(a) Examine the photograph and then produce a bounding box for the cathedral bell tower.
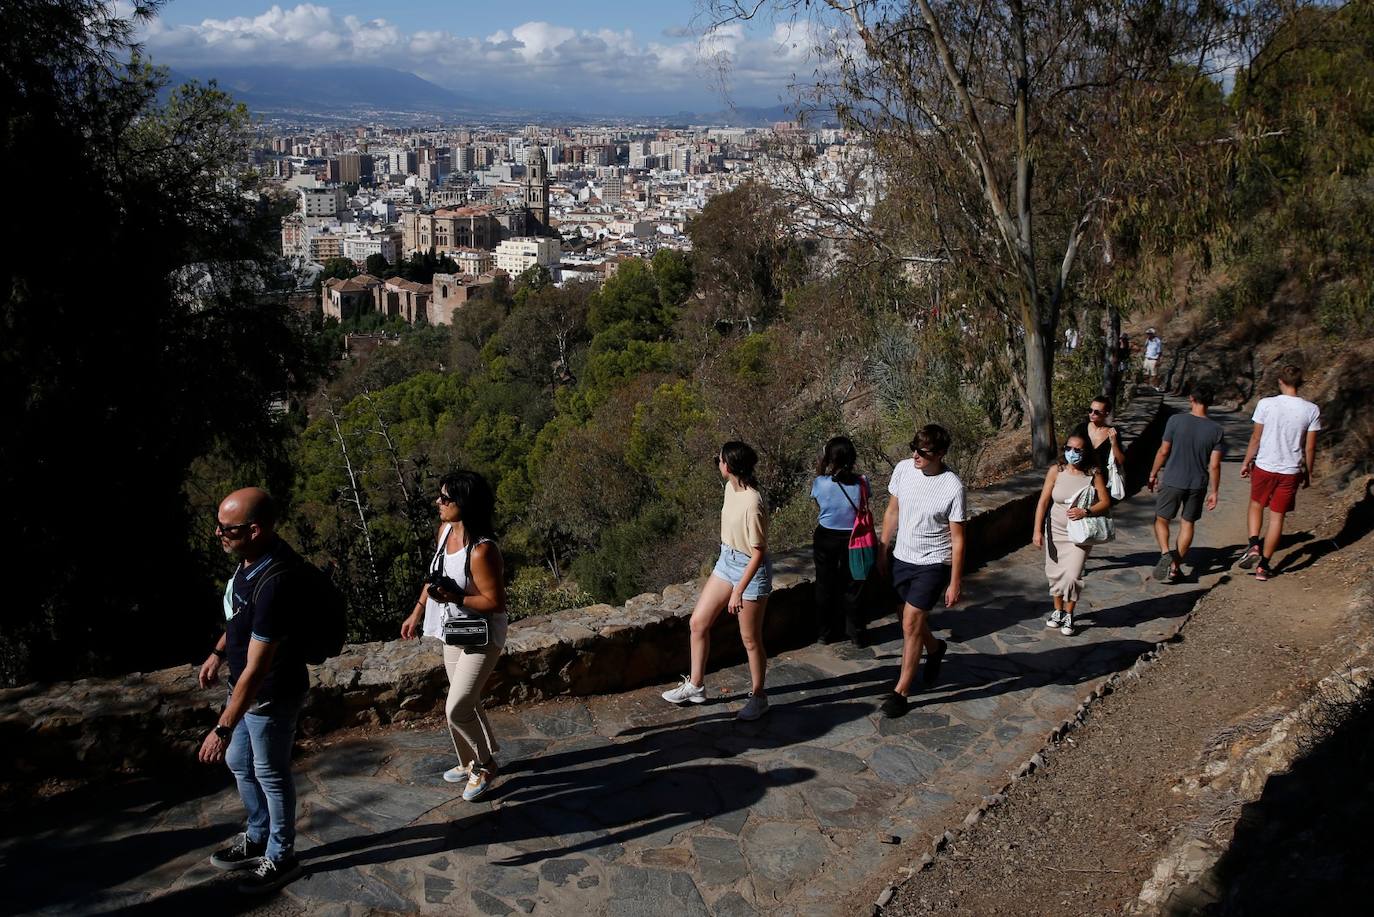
[524,143,550,236]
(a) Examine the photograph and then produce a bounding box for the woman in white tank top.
[401,471,508,801]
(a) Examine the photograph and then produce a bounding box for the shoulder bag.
[1066,483,1114,546]
[838,476,877,581]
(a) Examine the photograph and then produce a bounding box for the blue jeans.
[225,693,301,861]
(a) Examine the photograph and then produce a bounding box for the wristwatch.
[212,648,226,659]
[214,724,233,741]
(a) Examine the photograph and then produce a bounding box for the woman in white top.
[662,441,772,721]
[401,471,508,801]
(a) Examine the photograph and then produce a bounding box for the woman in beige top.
[1033,431,1112,636]
[662,441,772,720]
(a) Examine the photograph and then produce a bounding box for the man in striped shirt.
[876,424,968,719]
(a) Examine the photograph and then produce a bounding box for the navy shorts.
[891,559,951,611]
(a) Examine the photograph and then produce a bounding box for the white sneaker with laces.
[737,692,770,721]
[1046,610,1064,628]
[443,764,470,784]
[1060,614,1075,636]
[462,767,493,802]
[662,677,706,704]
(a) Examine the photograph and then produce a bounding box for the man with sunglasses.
[196,487,307,894]
[876,424,967,718]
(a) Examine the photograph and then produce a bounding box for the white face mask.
[1064,448,1084,465]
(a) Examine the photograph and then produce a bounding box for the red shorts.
[1250,466,1300,513]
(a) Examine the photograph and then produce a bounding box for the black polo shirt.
[225,541,309,703]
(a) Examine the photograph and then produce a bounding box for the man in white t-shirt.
[1239,364,1321,581]
[876,424,967,719]
[1143,329,1163,388]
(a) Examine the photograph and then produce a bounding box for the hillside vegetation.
[2,0,1371,683]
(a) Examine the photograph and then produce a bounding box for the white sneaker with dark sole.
[662,677,706,704]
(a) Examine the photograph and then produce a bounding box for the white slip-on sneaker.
[662,677,706,704]
[736,692,770,721]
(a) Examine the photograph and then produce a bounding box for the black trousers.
[812,526,867,640]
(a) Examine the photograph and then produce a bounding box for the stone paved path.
[3,401,1256,917]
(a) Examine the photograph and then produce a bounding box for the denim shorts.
[711,544,773,599]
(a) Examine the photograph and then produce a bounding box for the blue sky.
[133,1,826,114]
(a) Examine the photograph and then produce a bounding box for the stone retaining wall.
[0,396,1170,781]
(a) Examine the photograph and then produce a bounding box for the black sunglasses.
[913,447,937,458]
[1088,408,1107,417]
[436,492,456,505]
[215,519,253,535]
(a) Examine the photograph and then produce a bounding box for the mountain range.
[161,64,820,126]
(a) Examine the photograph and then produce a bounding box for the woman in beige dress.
[1032,431,1112,635]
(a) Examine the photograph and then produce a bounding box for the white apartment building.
[494,236,561,275]
[342,230,402,265]
[301,186,346,222]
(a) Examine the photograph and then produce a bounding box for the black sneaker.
[236,854,302,894]
[209,833,266,871]
[921,639,948,686]
[851,630,871,649]
[880,691,909,719]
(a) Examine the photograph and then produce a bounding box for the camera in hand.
[426,568,463,600]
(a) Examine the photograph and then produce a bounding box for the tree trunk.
[1102,302,1121,405]
[1023,319,1057,466]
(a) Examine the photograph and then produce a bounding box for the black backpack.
[252,553,348,665]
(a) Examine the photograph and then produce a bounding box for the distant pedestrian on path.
[1148,385,1225,583]
[1143,329,1163,389]
[198,487,307,894]
[1033,432,1112,635]
[663,441,773,721]
[402,471,509,802]
[1238,364,1321,581]
[876,424,967,719]
[810,436,870,647]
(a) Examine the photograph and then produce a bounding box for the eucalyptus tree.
[709,0,1258,463]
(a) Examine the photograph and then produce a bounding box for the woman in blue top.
[811,436,869,646]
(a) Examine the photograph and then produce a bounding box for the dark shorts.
[891,559,951,611]
[1250,466,1300,513]
[1156,485,1206,523]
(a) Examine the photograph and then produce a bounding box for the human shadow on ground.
[289,701,862,874]
[1276,481,1374,575]
[0,773,240,914]
[4,822,240,914]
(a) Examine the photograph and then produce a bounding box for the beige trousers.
[441,614,507,769]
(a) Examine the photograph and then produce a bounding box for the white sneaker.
[1060,614,1075,636]
[462,767,493,802]
[1046,610,1064,628]
[737,692,770,721]
[662,677,706,704]
[443,764,470,784]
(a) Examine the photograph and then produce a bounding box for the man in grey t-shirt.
[1148,385,1225,582]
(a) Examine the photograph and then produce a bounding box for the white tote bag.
[1106,452,1126,501]
[1067,483,1114,546]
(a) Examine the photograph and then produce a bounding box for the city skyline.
[130,1,824,115]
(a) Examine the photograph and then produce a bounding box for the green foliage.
[364,253,390,276]
[506,567,594,621]
[569,502,682,605]
[320,257,358,282]
[0,0,318,684]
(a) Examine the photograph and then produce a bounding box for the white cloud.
[136,4,827,110]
